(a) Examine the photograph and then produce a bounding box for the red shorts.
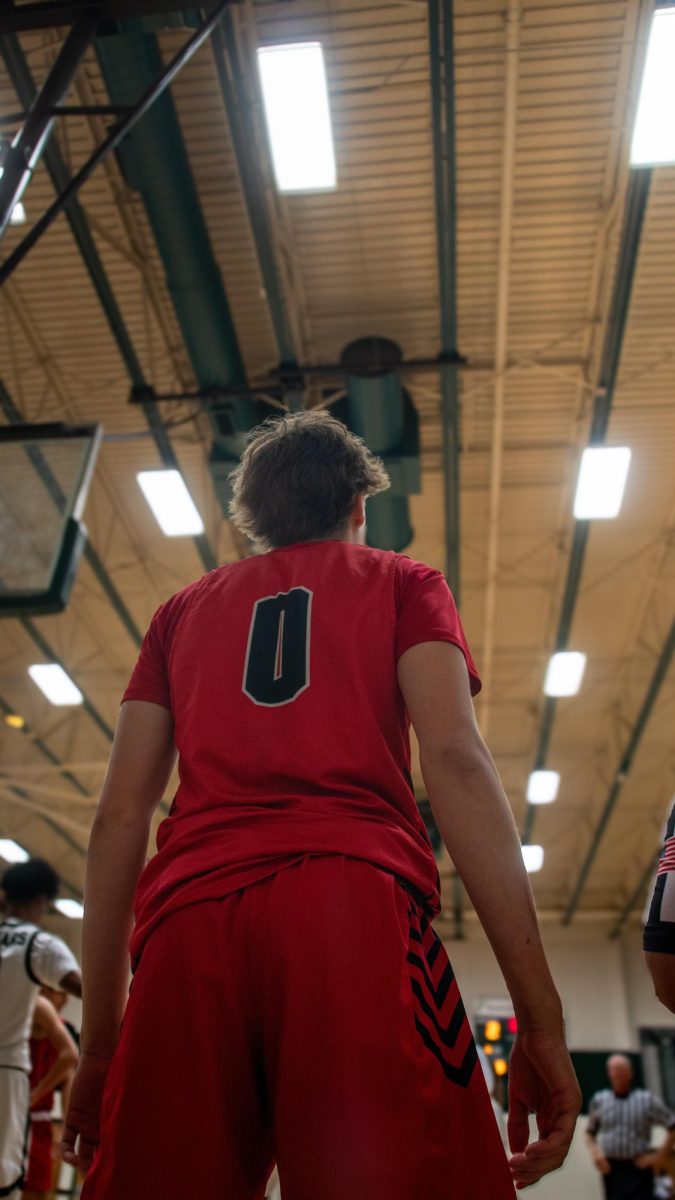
[24,1119,53,1192]
[83,857,514,1199]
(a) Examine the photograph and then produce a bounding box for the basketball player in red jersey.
[63,412,580,1197]
[23,992,78,1200]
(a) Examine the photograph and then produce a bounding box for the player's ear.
[352,495,366,529]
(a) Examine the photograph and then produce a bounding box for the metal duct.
[95,20,261,495]
[340,338,420,553]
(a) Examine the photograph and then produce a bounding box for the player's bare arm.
[398,641,581,1190]
[30,996,79,1108]
[62,700,175,1172]
[645,951,675,1013]
[58,969,82,998]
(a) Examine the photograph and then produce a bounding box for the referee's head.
[607,1054,633,1096]
[1,858,60,923]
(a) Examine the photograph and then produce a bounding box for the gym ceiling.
[0,0,673,938]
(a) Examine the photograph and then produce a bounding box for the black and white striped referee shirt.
[587,1089,675,1159]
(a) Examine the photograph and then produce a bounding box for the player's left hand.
[61,1049,114,1174]
[507,1028,581,1190]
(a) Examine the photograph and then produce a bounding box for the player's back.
[128,540,479,960]
[173,541,407,810]
[0,918,41,1070]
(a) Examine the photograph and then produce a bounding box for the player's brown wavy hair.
[229,410,390,550]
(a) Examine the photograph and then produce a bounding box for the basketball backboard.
[0,422,101,616]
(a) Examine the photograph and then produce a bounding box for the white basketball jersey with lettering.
[0,918,78,1071]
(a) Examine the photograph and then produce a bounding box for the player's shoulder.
[338,545,442,591]
[160,571,215,612]
[33,925,66,946]
[30,927,72,960]
[152,565,235,631]
[393,552,443,579]
[0,917,38,946]
[390,553,448,599]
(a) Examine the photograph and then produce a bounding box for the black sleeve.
[644,803,675,955]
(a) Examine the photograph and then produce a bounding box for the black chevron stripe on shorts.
[406,906,477,1088]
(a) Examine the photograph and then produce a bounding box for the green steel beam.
[212,17,297,369]
[521,169,652,851]
[429,0,463,936]
[429,0,461,603]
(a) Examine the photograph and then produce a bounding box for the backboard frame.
[0,421,102,617]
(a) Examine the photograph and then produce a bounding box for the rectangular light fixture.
[4,713,25,730]
[28,664,83,707]
[631,6,675,167]
[544,651,587,697]
[0,169,27,225]
[573,446,631,520]
[0,839,29,863]
[527,770,560,805]
[54,898,84,919]
[522,844,544,874]
[257,42,337,193]
[137,469,204,537]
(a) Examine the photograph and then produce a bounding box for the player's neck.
[4,901,44,923]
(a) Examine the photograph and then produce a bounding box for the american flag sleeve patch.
[658,836,675,876]
[644,803,675,953]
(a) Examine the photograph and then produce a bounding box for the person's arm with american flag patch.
[644,802,675,1012]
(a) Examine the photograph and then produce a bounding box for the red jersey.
[123,541,480,963]
[29,1035,58,1114]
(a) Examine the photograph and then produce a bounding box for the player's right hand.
[506,1028,582,1190]
[61,1049,114,1174]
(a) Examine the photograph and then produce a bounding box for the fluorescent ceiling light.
[0,839,29,863]
[522,844,544,873]
[4,713,25,730]
[631,7,675,167]
[137,470,204,537]
[28,664,83,707]
[0,169,26,224]
[544,651,587,698]
[573,446,631,519]
[258,42,337,193]
[527,770,560,805]
[54,898,84,919]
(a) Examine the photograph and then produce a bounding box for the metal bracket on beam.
[0,2,240,34]
[0,8,99,238]
[128,354,470,407]
[0,105,132,127]
[0,0,234,285]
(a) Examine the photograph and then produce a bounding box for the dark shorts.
[604,1159,654,1200]
[82,857,514,1200]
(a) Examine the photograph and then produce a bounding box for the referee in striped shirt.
[586,1055,675,1199]
[645,803,675,1012]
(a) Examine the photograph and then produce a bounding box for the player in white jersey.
[0,860,81,1197]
